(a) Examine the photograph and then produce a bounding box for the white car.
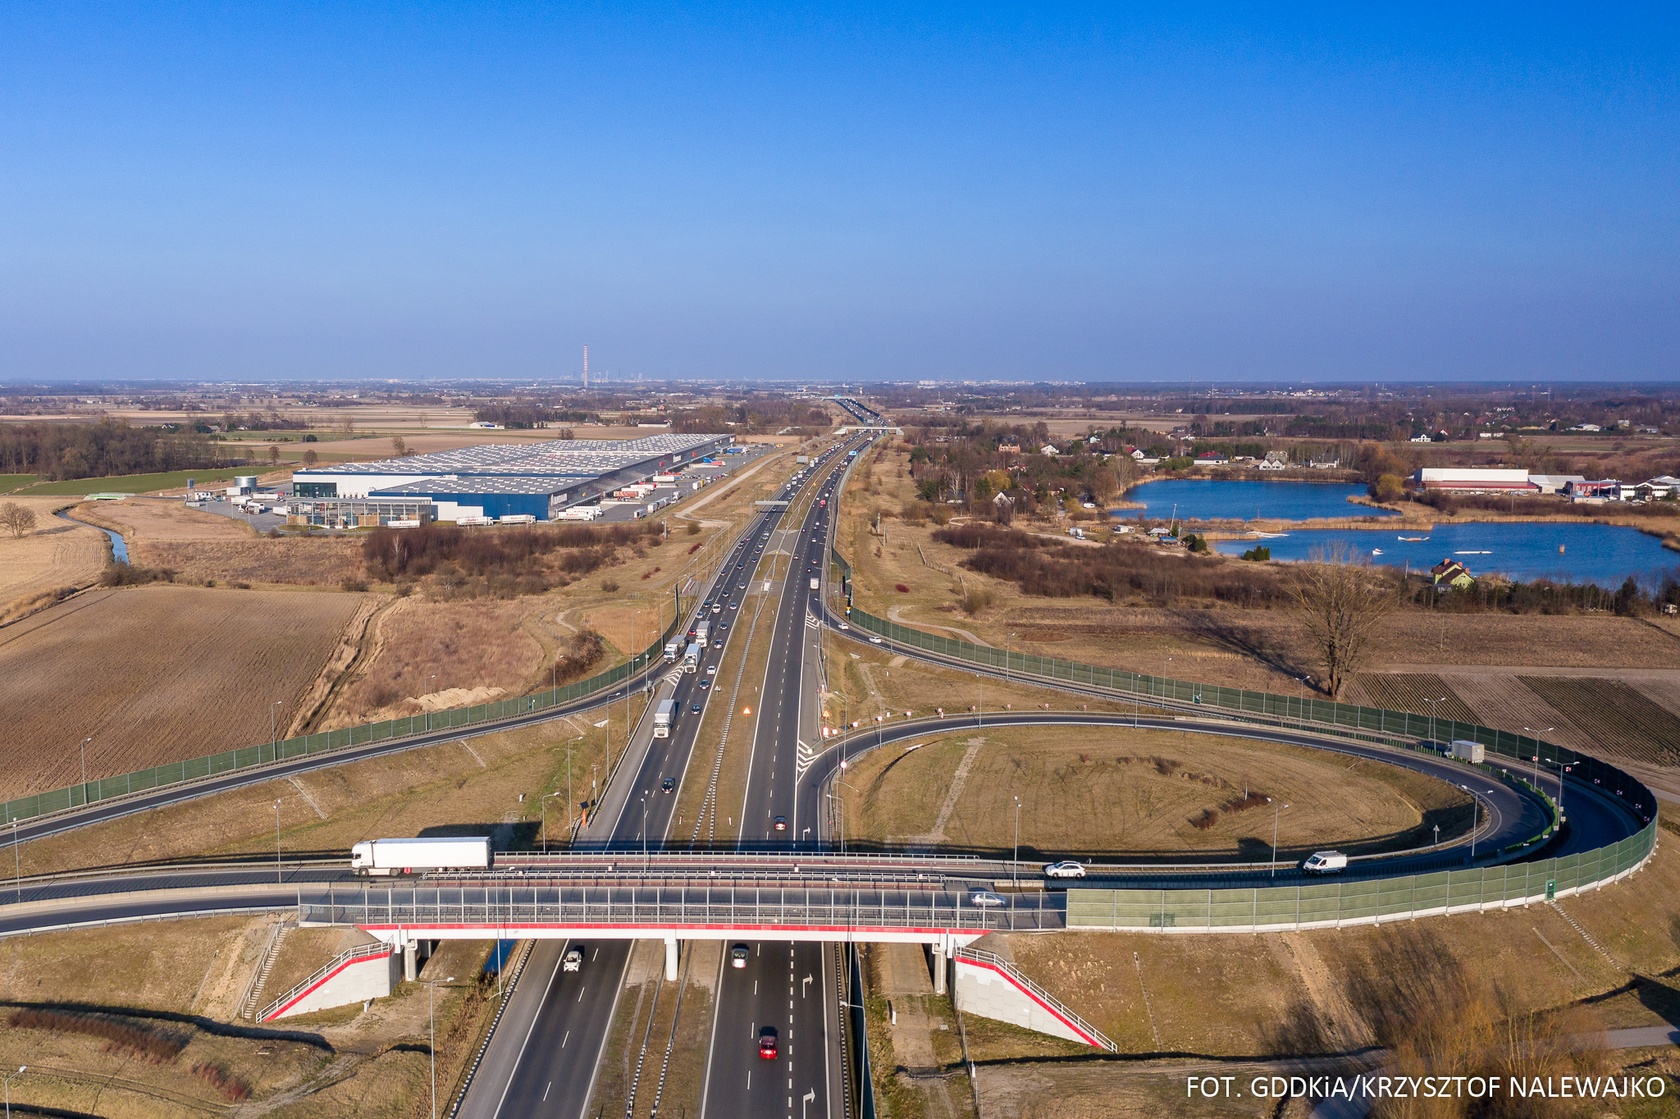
[869,636,883,645]
[1043,861,1086,879]
[839,623,849,631]
[563,946,584,972]
[707,663,719,675]
[1302,851,1348,874]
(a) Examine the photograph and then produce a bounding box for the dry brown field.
[842,726,1471,860]
[75,496,364,586]
[0,915,499,1119]
[13,700,636,876]
[0,495,109,622]
[0,584,363,796]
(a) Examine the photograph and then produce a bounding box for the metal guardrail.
[0,614,685,830]
[953,946,1117,1052]
[259,940,393,1021]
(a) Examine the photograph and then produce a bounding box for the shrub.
[99,562,175,586]
[193,1062,253,1102]
[686,521,701,535]
[960,587,994,615]
[8,1007,186,1062]
[600,578,619,593]
[1240,545,1271,562]
[340,576,369,592]
[894,583,910,593]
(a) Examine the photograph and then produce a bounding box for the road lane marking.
[542,1081,551,1101]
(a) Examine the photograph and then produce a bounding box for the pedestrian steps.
[240,919,294,1020]
[1547,900,1620,970]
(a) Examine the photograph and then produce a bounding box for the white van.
[1301,851,1348,874]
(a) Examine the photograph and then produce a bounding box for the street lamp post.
[1270,801,1290,876]
[1523,727,1554,789]
[427,674,436,731]
[79,736,92,801]
[270,701,282,751]
[274,799,283,884]
[1426,696,1446,745]
[9,820,18,903]
[4,1066,26,1119]
[1012,797,1021,890]
[541,792,566,854]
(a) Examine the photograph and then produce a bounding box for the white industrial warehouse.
[287,433,735,526]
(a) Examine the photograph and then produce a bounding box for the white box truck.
[1448,739,1486,764]
[664,640,681,663]
[684,642,702,672]
[809,577,819,591]
[350,836,491,876]
[653,699,678,738]
[694,621,710,645]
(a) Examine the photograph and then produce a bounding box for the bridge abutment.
[664,934,679,981]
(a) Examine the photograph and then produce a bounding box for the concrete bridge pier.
[930,940,947,995]
[664,935,679,982]
[403,940,418,981]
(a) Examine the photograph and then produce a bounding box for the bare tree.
[0,501,36,539]
[390,435,408,457]
[1290,543,1398,698]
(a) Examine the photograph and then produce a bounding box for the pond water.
[1118,479,1396,522]
[1213,521,1679,588]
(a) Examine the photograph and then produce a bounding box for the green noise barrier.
[828,547,1659,927]
[1,614,683,830]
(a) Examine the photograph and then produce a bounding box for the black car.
[661,777,675,794]
[773,815,787,831]
[691,702,703,714]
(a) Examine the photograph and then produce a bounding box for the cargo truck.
[809,577,819,591]
[684,642,702,672]
[1448,739,1486,764]
[694,621,710,645]
[664,640,681,663]
[653,699,678,738]
[350,836,491,876]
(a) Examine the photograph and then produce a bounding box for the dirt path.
[921,739,984,843]
[291,596,387,735]
[887,604,992,646]
[1379,664,1680,681]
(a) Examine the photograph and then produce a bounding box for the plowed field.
[1518,676,1680,767]
[0,585,363,796]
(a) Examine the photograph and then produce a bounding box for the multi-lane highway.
[460,435,866,1118]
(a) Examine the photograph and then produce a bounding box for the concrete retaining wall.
[265,945,399,1020]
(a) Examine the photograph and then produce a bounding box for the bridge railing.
[259,941,392,1022]
[953,946,1117,1052]
[300,884,1061,934]
[0,614,684,831]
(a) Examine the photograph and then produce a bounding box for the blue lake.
[1213,522,1679,588]
[1118,479,1396,522]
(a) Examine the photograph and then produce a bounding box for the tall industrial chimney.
[582,344,589,389]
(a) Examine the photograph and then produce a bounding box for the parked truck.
[684,642,702,672]
[1448,739,1486,764]
[350,836,491,876]
[664,640,682,663]
[653,699,678,739]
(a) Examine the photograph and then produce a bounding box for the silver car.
[968,890,1006,908]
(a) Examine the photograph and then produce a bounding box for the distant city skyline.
[1,4,1676,382]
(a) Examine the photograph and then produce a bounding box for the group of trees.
[0,419,235,481]
[361,519,663,597]
[472,403,592,429]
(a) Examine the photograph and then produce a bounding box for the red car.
[759,1033,779,1060]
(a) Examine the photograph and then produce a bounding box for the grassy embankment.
[841,725,1472,861]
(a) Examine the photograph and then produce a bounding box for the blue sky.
[1,3,1676,382]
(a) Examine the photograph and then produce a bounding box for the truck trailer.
[684,642,702,672]
[350,836,491,876]
[1448,739,1486,764]
[694,621,710,645]
[653,699,678,738]
[664,640,682,663]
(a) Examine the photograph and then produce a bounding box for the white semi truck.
[694,621,710,645]
[653,699,678,739]
[664,640,681,663]
[350,836,491,876]
[684,642,702,672]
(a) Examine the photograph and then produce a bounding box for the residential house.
[1194,451,1230,466]
[1430,558,1475,590]
[1039,444,1060,456]
[1257,450,1289,471]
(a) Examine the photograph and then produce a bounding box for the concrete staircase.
[239,920,294,1020]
